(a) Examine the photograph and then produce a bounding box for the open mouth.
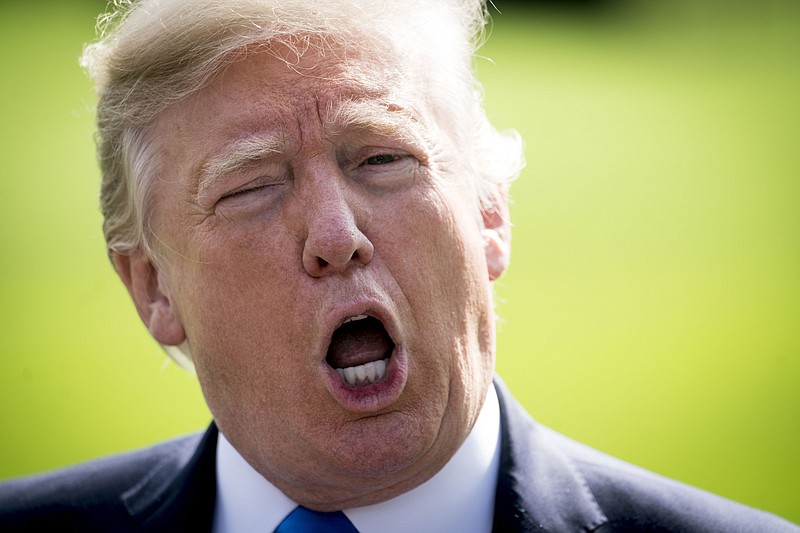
[326,315,395,387]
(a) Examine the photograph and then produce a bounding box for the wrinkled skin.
[115,42,510,510]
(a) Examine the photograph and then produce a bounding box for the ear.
[481,183,511,281]
[113,251,186,346]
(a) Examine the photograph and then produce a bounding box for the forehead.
[172,42,424,135]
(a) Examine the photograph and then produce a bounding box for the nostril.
[302,218,373,276]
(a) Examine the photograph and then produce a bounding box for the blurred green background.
[1,0,797,524]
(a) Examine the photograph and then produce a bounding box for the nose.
[301,185,374,277]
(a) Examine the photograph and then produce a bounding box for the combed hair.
[82,0,524,262]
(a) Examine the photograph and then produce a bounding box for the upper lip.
[320,297,400,364]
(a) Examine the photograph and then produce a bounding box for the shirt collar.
[213,385,501,533]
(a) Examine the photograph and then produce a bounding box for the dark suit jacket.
[1,380,797,532]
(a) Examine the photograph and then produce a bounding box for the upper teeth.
[342,314,368,324]
[335,358,389,386]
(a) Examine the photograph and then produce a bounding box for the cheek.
[380,186,486,302]
[374,184,491,380]
[178,246,318,438]
[170,225,306,360]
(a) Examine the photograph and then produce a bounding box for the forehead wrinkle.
[198,133,286,195]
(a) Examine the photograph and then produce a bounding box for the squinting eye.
[364,154,401,165]
[353,151,416,192]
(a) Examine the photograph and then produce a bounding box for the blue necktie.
[274,505,358,532]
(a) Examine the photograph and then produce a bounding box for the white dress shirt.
[213,385,501,533]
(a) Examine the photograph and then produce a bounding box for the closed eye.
[213,178,286,218]
[218,176,289,206]
[220,183,274,201]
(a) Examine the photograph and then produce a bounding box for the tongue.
[327,317,393,369]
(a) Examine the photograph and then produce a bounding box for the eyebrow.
[197,100,422,194]
[198,134,285,194]
[324,99,422,143]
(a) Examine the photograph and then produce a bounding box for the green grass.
[1,0,798,524]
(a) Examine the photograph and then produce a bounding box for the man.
[0,0,796,531]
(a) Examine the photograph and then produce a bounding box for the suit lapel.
[121,424,218,532]
[493,378,607,532]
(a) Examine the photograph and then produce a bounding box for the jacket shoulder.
[549,428,799,532]
[493,378,799,532]
[0,432,205,532]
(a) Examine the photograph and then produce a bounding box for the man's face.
[126,41,509,509]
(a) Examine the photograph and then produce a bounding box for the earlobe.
[112,251,186,346]
[481,184,511,281]
[483,228,510,281]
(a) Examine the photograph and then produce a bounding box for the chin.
[325,409,447,479]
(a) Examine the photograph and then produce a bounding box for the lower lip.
[323,346,407,413]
